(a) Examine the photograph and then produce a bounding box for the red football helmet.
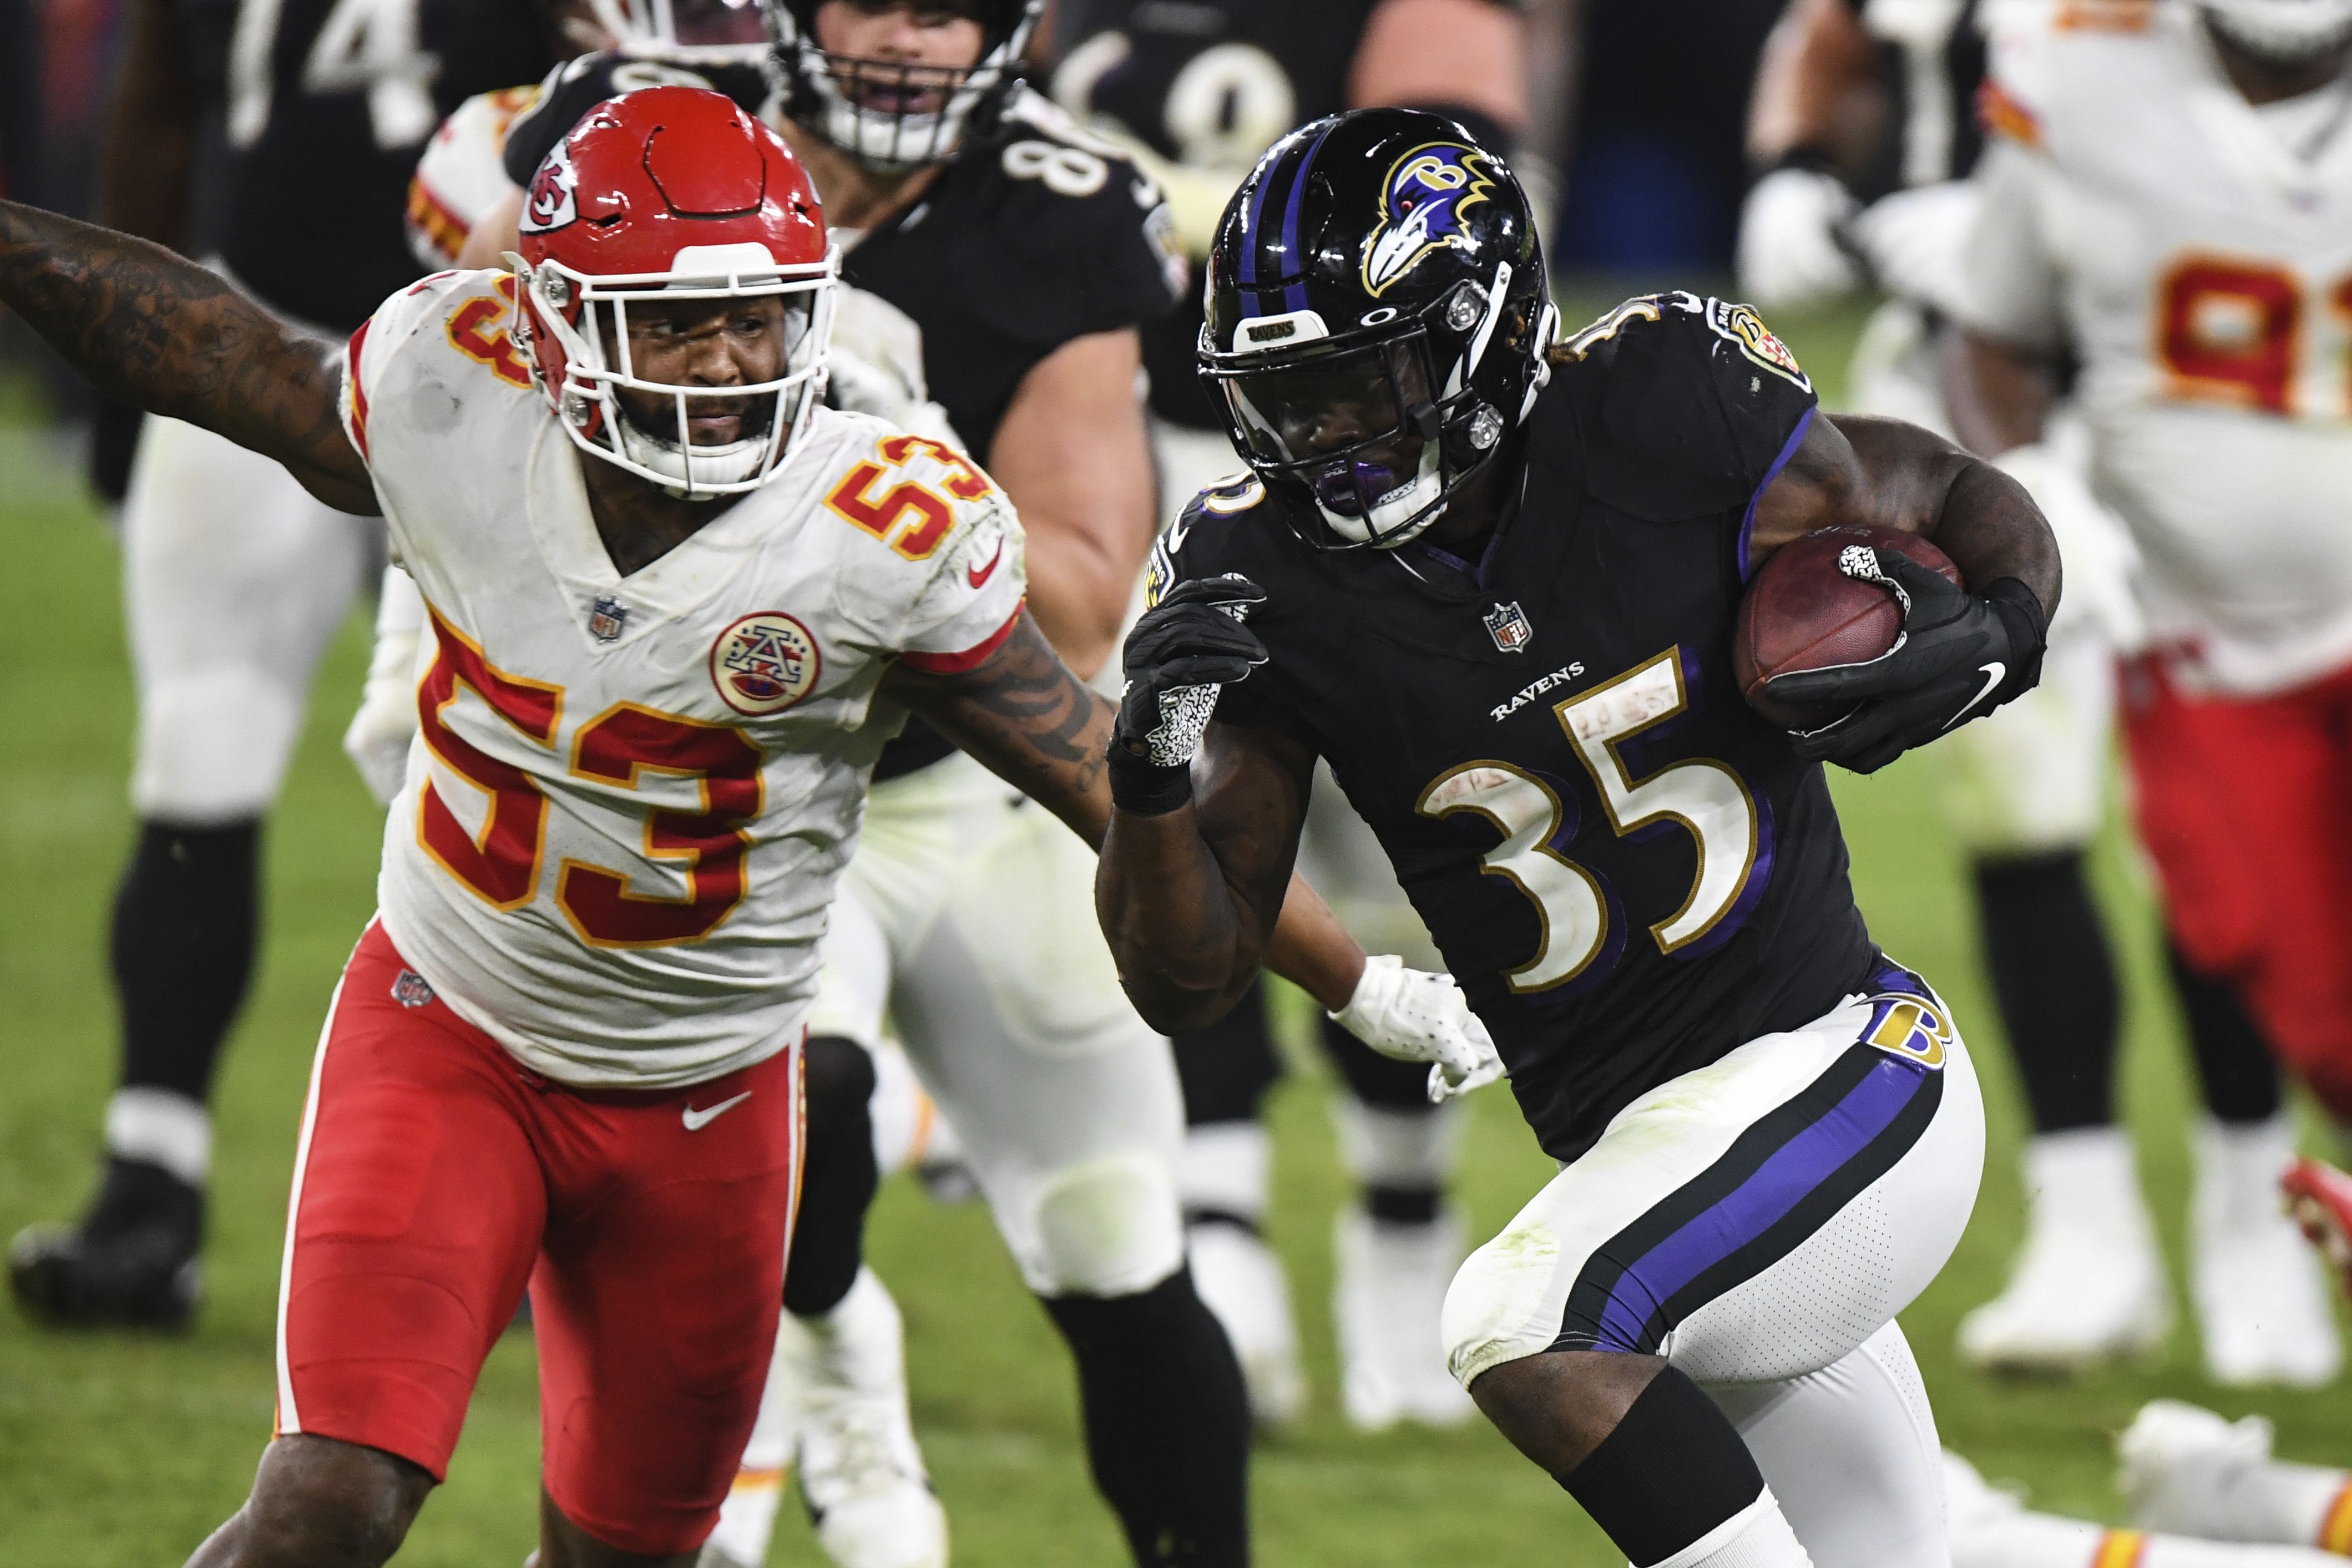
[512,85,837,497]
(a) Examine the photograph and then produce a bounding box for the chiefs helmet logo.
[521,140,580,235]
[709,612,821,716]
[1362,143,1495,297]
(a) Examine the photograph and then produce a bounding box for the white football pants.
[807,750,1187,1298]
[1443,967,1986,1568]
[123,414,380,822]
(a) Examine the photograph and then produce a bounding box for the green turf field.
[1,295,2347,1567]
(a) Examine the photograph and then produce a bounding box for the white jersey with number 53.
[1962,0,2352,694]
[342,269,1026,1088]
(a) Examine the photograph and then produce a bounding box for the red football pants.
[2123,656,2352,1120]
[274,922,802,1556]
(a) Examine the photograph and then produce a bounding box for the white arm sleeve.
[1956,140,2068,352]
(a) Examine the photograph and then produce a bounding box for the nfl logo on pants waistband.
[589,596,629,643]
[1484,601,1534,653]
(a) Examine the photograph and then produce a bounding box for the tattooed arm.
[885,612,1368,1023]
[0,200,377,515]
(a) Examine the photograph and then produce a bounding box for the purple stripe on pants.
[1595,1056,1931,1353]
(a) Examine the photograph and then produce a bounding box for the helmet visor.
[1219,337,1437,518]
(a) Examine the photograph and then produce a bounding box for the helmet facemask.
[519,240,839,498]
[1202,269,1548,550]
[762,0,1041,172]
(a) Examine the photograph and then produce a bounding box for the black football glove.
[1762,547,2047,776]
[1109,574,1268,815]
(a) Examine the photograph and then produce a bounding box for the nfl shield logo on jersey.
[589,595,629,643]
[392,969,435,1009]
[1483,600,1534,654]
[710,611,822,715]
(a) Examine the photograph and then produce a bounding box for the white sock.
[1647,1489,1813,1568]
[1179,1121,1272,1227]
[1332,1095,1461,1193]
[105,1088,211,1186]
[2221,1456,2352,1550]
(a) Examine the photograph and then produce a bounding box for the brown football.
[1733,524,1962,730]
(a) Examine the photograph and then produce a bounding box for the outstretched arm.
[880,612,1367,1025]
[0,201,377,514]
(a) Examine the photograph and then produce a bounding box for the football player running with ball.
[1097,109,2060,1568]
[0,88,1440,1568]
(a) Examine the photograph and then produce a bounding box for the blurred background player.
[1046,0,1534,1433]
[1733,0,2331,1385]
[1948,0,2352,1388]
[6,0,560,1331]
[380,5,1498,1565]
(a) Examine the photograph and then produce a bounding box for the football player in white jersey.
[1734,0,2314,1379]
[356,5,1499,1564]
[0,87,1485,1567]
[1950,0,2352,1388]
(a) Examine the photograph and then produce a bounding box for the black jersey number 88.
[1417,648,1759,993]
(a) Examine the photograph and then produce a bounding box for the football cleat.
[2282,1157,2352,1303]
[1333,1206,1475,1431]
[1186,1220,1307,1428]
[2193,1119,2341,1389]
[8,1156,203,1330]
[791,1268,947,1568]
[1957,1130,2170,1373]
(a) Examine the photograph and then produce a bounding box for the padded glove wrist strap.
[1107,740,1194,817]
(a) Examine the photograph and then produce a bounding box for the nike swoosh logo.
[1943,661,2005,731]
[967,538,1005,588]
[682,1090,753,1131]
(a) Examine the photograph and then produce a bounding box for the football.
[1733,524,1962,730]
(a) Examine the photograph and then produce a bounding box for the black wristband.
[1981,576,2049,701]
[1107,739,1195,817]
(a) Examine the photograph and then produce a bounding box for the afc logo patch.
[1859,992,1950,1069]
[710,611,821,716]
[520,140,579,235]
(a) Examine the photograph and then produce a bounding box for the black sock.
[110,820,261,1109]
[2167,940,2283,1125]
[1972,851,2121,1133]
[1317,1012,1437,1109]
[1041,1269,1250,1567]
[782,1035,879,1318]
[1363,1184,1442,1225]
[1557,1366,1764,1566]
[1172,977,1283,1126]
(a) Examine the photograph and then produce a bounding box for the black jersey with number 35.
[171,0,554,330]
[1150,296,1880,1160]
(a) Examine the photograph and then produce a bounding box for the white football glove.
[1329,955,1504,1104]
[1736,166,1862,311]
[343,564,426,809]
[1848,179,1979,321]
